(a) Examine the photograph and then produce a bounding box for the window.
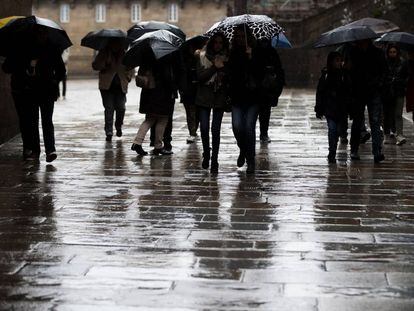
[96,4,106,23]
[60,4,70,23]
[168,3,178,22]
[131,3,141,23]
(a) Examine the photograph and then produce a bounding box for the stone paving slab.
[0,80,414,310]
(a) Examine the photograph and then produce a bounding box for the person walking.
[257,39,285,143]
[315,51,351,163]
[382,44,408,145]
[195,33,229,173]
[406,50,414,123]
[131,57,178,156]
[2,28,66,162]
[92,38,133,142]
[348,39,387,163]
[58,48,69,100]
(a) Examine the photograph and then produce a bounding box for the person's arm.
[54,52,67,82]
[196,54,219,83]
[92,50,109,71]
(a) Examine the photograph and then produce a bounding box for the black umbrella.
[180,35,208,50]
[206,14,283,41]
[81,29,127,50]
[127,20,186,42]
[375,32,414,49]
[346,17,399,34]
[123,30,183,68]
[0,15,72,56]
[313,26,379,48]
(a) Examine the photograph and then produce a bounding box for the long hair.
[206,32,229,57]
[386,43,401,59]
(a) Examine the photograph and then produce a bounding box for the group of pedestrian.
[92,25,284,174]
[315,39,413,164]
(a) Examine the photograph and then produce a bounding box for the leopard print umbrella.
[206,14,283,41]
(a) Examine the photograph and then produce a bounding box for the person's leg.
[394,96,406,145]
[39,97,56,155]
[12,93,34,156]
[133,115,156,146]
[259,104,271,142]
[198,106,211,168]
[154,116,169,151]
[163,111,174,150]
[114,91,126,137]
[245,104,260,172]
[210,109,224,172]
[327,118,338,162]
[100,90,115,139]
[367,95,384,160]
[30,96,41,156]
[232,105,246,167]
[184,102,198,138]
[62,75,67,98]
[338,115,348,142]
[350,104,364,158]
[360,111,371,143]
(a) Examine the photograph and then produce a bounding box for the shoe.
[327,153,336,164]
[153,148,173,155]
[210,160,219,173]
[350,152,360,160]
[374,154,385,163]
[25,151,40,161]
[384,134,392,144]
[164,143,172,152]
[396,135,406,146]
[340,137,348,144]
[186,135,196,144]
[116,129,122,137]
[131,143,148,156]
[106,135,112,142]
[360,132,371,144]
[237,152,246,168]
[150,141,155,147]
[23,149,33,160]
[46,152,57,163]
[202,152,210,169]
[390,133,396,138]
[246,161,255,174]
[260,135,271,143]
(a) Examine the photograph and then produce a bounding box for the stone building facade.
[0,1,33,144]
[33,0,230,76]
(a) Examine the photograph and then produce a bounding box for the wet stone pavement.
[1,79,414,310]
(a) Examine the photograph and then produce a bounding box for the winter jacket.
[315,68,351,122]
[406,59,414,113]
[383,57,408,100]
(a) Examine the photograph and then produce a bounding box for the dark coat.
[227,43,284,107]
[2,48,66,101]
[315,68,351,122]
[136,60,178,116]
[406,59,414,113]
[179,50,198,106]
[195,51,228,109]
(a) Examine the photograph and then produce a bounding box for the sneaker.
[106,135,112,142]
[186,135,196,144]
[237,152,246,168]
[350,152,360,160]
[46,152,57,163]
[374,154,385,163]
[260,135,271,143]
[153,148,173,155]
[396,135,406,146]
[131,143,148,156]
[340,137,348,144]
[116,129,122,137]
[360,132,371,144]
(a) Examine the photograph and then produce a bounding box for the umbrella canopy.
[313,25,379,48]
[375,32,414,49]
[180,35,208,50]
[0,15,72,56]
[81,29,127,50]
[127,20,186,42]
[271,32,292,48]
[206,14,283,41]
[123,29,183,68]
[346,17,399,34]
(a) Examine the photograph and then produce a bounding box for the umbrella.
[0,16,24,28]
[375,32,414,49]
[180,35,208,50]
[81,29,127,50]
[346,17,399,34]
[0,15,72,56]
[127,20,186,42]
[313,25,379,48]
[206,14,283,41]
[123,29,183,68]
[271,32,292,48]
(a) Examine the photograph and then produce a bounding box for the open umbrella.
[81,29,127,50]
[123,29,183,68]
[346,17,399,34]
[271,32,292,48]
[313,25,379,48]
[127,20,186,42]
[375,32,414,49]
[0,15,72,56]
[206,14,283,41]
[180,35,208,50]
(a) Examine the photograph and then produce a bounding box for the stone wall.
[0,1,32,144]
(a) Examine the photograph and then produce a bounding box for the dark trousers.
[150,106,174,148]
[32,96,56,154]
[351,95,383,156]
[12,92,34,153]
[327,118,340,156]
[184,102,199,136]
[232,104,259,163]
[100,89,126,136]
[259,104,271,138]
[58,75,67,98]
[198,106,224,160]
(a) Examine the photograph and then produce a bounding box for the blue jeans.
[351,95,383,156]
[232,104,259,162]
[327,118,339,156]
[198,106,224,159]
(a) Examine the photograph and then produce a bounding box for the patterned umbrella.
[81,29,127,50]
[206,14,283,41]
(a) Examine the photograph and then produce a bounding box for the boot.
[202,151,210,169]
[237,151,245,168]
[246,159,255,174]
[131,143,148,156]
[210,154,219,173]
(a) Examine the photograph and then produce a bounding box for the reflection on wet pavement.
[0,81,413,310]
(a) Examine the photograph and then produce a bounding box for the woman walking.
[195,33,229,173]
[92,38,133,142]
